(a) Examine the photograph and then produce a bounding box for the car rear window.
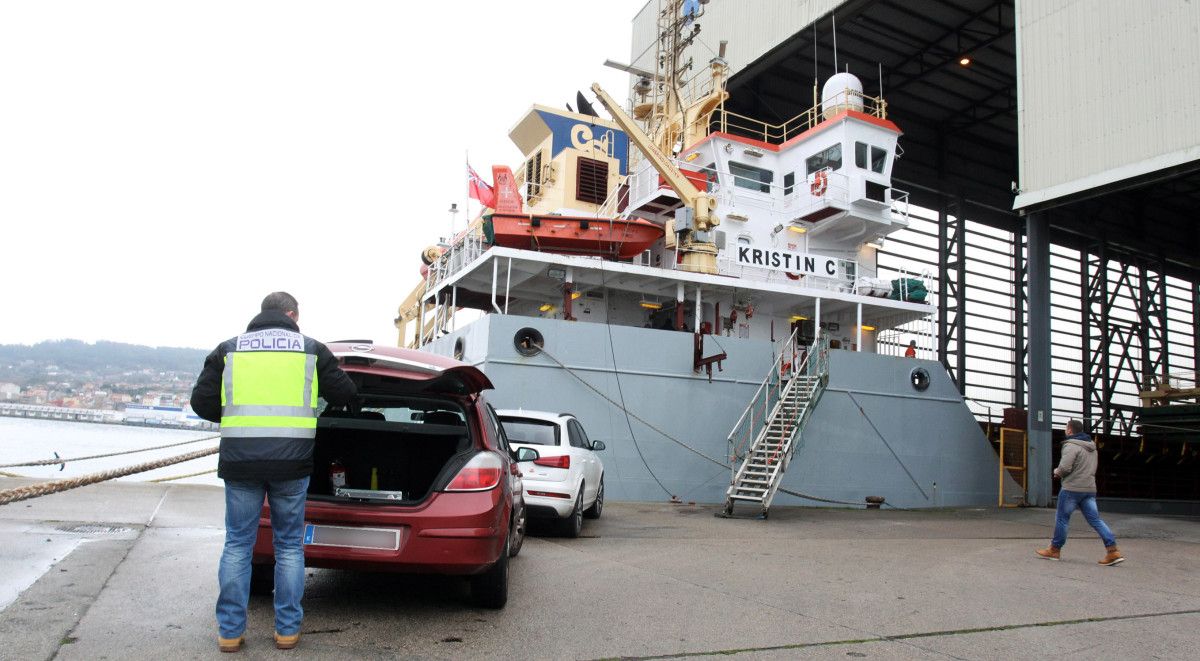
[500,418,559,446]
[318,395,465,426]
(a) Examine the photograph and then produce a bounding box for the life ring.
[785,272,802,280]
[810,171,828,197]
[780,361,792,378]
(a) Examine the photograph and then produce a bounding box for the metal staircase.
[723,330,828,517]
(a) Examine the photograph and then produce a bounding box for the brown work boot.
[1099,545,1125,566]
[274,631,301,650]
[217,635,244,653]
[1036,545,1061,560]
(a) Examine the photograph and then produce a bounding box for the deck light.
[787,225,807,234]
[571,291,582,300]
[639,299,663,310]
[539,303,555,313]
[959,56,971,66]
[790,315,808,322]
[861,325,876,331]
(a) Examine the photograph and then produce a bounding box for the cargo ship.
[396,1,1018,514]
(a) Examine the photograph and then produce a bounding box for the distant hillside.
[0,340,208,375]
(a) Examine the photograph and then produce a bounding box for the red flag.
[467,164,496,208]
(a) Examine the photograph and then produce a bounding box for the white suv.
[496,410,605,537]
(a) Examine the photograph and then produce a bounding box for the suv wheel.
[509,503,526,558]
[470,533,509,609]
[583,475,604,519]
[560,488,584,538]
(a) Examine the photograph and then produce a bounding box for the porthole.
[910,367,930,392]
[513,327,544,357]
[453,337,465,361]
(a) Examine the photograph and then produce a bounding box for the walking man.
[191,292,357,652]
[1036,419,1125,566]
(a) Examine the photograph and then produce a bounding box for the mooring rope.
[0,434,219,468]
[0,445,218,506]
[149,467,218,483]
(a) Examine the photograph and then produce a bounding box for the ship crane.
[590,82,721,275]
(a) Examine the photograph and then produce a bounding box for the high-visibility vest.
[220,328,318,441]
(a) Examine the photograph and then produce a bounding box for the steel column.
[1025,211,1053,506]
[1014,224,1027,410]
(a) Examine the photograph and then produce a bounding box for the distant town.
[0,339,210,427]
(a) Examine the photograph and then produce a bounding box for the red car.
[250,343,535,608]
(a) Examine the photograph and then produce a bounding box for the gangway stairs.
[723,331,827,518]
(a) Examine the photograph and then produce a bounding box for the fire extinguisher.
[329,459,346,492]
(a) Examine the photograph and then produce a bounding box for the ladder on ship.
[723,330,828,518]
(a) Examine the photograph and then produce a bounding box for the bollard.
[865,495,885,509]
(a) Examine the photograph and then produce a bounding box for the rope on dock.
[149,467,218,483]
[0,434,219,468]
[0,445,218,506]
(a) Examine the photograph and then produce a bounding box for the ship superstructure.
[396,1,1015,514]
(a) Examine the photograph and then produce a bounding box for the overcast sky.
[0,1,649,350]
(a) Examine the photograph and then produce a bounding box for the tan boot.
[217,635,244,653]
[1099,545,1124,566]
[274,631,301,650]
[1036,545,1061,560]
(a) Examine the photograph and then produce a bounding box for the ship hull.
[421,315,1016,509]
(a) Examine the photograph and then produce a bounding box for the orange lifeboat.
[488,213,663,260]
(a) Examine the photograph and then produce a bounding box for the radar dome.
[821,72,864,120]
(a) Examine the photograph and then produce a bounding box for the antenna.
[832,14,838,74]
[878,62,883,98]
[812,22,818,83]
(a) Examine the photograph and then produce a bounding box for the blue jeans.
[216,476,309,638]
[1052,489,1116,548]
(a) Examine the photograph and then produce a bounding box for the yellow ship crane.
[590,82,720,275]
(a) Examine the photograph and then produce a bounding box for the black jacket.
[190,310,357,480]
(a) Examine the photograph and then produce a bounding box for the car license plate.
[303,524,399,550]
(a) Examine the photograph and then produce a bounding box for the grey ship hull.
[425,314,1016,509]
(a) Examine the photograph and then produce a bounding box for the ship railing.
[713,88,887,145]
[425,230,487,292]
[597,173,632,219]
[890,187,911,225]
[725,329,827,478]
[789,167,851,219]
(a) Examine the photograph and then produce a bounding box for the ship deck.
[425,245,931,331]
[3,477,1197,659]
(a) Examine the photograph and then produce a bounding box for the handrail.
[713,88,887,146]
[725,329,829,480]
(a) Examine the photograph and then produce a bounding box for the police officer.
[191,292,356,652]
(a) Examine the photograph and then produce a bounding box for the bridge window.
[783,171,795,195]
[871,146,888,173]
[729,161,772,193]
[855,141,868,169]
[806,144,842,175]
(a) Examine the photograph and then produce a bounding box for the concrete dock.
[0,476,1197,660]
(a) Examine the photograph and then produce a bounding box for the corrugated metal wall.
[1017,0,1200,205]
[630,0,845,78]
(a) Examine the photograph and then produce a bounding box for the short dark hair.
[1066,419,1084,434]
[262,291,299,314]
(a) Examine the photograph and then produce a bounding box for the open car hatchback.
[250,343,535,608]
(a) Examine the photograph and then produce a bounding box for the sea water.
[0,417,221,487]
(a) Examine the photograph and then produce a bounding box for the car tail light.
[533,454,570,469]
[445,452,504,491]
[528,490,572,499]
